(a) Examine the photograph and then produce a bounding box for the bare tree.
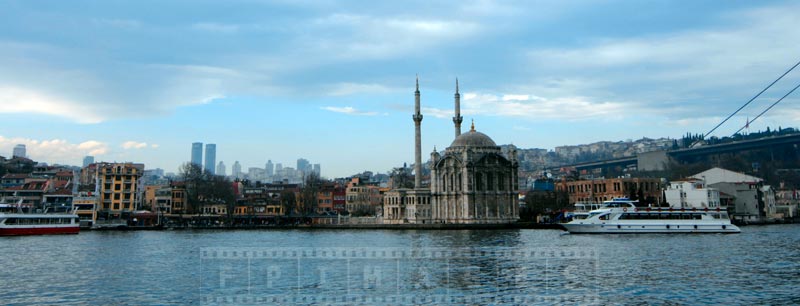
[301,172,323,215]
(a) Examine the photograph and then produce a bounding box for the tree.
[280,190,296,216]
[179,163,204,214]
[301,172,323,215]
[389,166,414,189]
[178,162,236,221]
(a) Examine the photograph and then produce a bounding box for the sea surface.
[1,225,799,305]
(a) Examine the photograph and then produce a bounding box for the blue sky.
[1,0,799,178]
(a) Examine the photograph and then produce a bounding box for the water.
[1,225,799,305]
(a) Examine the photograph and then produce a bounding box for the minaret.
[413,75,423,189]
[453,78,463,138]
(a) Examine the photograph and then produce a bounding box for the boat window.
[599,214,609,220]
[5,218,16,225]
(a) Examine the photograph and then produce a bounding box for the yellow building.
[72,192,98,227]
[96,162,144,219]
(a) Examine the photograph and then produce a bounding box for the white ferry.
[562,198,740,234]
[0,201,80,236]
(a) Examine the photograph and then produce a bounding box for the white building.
[664,179,722,209]
[690,167,778,223]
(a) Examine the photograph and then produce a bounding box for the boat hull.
[562,222,740,234]
[0,226,80,236]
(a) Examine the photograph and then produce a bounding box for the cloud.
[321,106,379,116]
[523,2,800,120]
[121,141,149,150]
[0,136,108,163]
[310,13,482,60]
[426,92,629,121]
[0,86,105,124]
[327,83,396,96]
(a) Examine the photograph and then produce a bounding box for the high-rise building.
[297,158,310,174]
[216,161,226,176]
[12,144,26,158]
[204,144,216,174]
[276,163,283,172]
[191,142,203,167]
[266,160,274,177]
[313,164,321,175]
[83,156,95,167]
[232,161,242,179]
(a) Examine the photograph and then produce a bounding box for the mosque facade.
[383,78,519,225]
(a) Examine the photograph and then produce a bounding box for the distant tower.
[12,144,26,158]
[266,160,274,177]
[297,158,310,175]
[204,144,216,174]
[191,142,203,167]
[232,161,242,179]
[453,78,463,138]
[413,75,423,189]
[313,164,321,175]
[83,156,94,167]
[216,161,226,176]
[276,163,283,172]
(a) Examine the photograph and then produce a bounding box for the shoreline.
[85,222,566,231]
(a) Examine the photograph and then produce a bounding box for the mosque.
[383,77,520,225]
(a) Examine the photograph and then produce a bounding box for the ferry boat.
[562,198,740,234]
[0,200,80,236]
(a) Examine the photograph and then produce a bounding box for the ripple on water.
[0,225,799,304]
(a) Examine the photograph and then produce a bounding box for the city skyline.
[1,1,799,177]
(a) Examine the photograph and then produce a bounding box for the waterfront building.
[690,167,779,223]
[556,177,663,205]
[346,177,381,215]
[216,161,226,177]
[191,142,203,167]
[318,184,335,212]
[96,162,145,220]
[774,182,798,219]
[333,186,346,212]
[72,192,98,227]
[83,156,94,168]
[384,78,519,224]
[12,144,26,158]
[204,144,216,175]
[664,178,722,209]
[232,161,242,179]
[429,123,520,224]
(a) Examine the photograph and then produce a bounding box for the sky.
[1,0,799,178]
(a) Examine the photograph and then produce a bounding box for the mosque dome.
[450,128,497,148]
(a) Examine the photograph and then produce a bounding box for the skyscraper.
[266,160,274,177]
[83,156,94,167]
[204,144,216,174]
[313,164,321,176]
[232,161,242,179]
[216,161,226,176]
[191,142,203,167]
[12,144,26,158]
[297,158,310,174]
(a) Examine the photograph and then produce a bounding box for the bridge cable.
[731,81,800,136]
[702,59,800,139]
